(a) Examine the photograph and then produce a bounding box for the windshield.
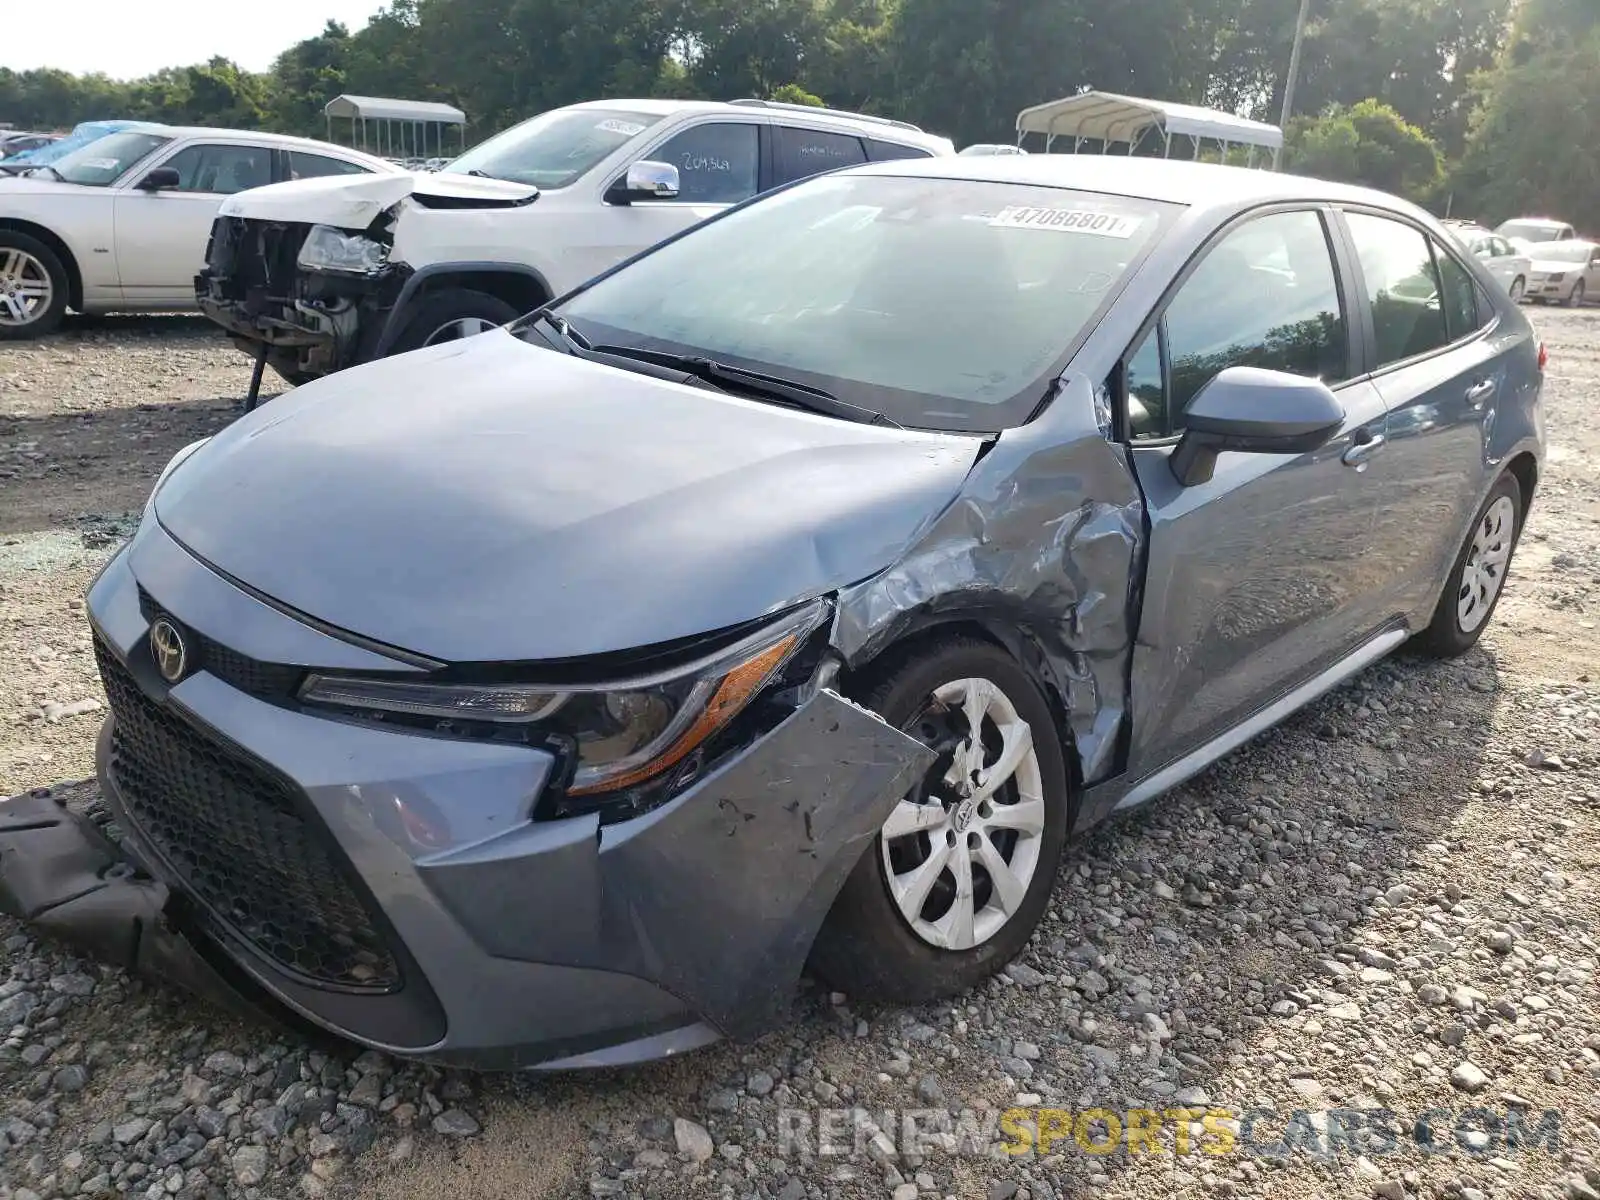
[1498,221,1566,243]
[1534,241,1595,264]
[547,174,1175,432]
[443,107,665,188]
[50,131,171,186]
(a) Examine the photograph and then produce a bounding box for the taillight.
[1538,341,1549,372]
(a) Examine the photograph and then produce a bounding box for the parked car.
[0,155,1543,1069]
[0,132,58,160]
[1522,238,1600,306]
[1446,223,1532,300]
[195,98,956,385]
[0,119,147,176]
[0,126,399,338]
[1495,216,1577,245]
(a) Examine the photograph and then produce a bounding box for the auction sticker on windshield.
[597,119,647,137]
[990,206,1144,238]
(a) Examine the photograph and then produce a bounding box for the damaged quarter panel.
[833,374,1144,792]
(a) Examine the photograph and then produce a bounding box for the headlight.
[300,600,828,797]
[297,225,390,276]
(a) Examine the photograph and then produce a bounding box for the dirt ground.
[1,308,1598,1200]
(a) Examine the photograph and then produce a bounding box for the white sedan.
[1447,224,1533,301]
[0,125,399,338]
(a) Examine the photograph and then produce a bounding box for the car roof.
[1500,217,1570,227]
[565,98,951,151]
[843,153,1436,219]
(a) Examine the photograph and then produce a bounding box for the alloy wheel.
[1457,495,1516,633]
[423,316,498,345]
[0,247,53,328]
[879,676,1046,951]
[1509,277,1525,302]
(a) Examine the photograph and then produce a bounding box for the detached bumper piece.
[0,782,277,1025]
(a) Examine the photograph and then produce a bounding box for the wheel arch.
[1506,450,1538,512]
[374,262,553,356]
[834,609,1086,802]
[0,218,83,311]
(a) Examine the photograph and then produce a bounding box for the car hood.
[0,176,94,201]
[1531,258,1587,274]
[153,332,981,663]
[217,170,539,227]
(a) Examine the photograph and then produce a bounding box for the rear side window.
[1345,212,1449,369]
[1434,239,1488,341]
[866,139,933,162]
[773,126,868,185]
[650,122,759,203]
[1130,208,1347,438]
[289,151,373,180]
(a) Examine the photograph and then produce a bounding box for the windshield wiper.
[590,344,901,428]
[526,309,592,354]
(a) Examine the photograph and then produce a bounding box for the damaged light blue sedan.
[0,154,1544,1070]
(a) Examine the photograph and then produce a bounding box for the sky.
[5,0,391,78]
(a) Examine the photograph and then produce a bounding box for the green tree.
[1286,98,1444,201]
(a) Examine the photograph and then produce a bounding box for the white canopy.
[1016,91,1283,154]
[324,95,466,125]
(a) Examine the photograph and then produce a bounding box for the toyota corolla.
[0,154,1542,1069]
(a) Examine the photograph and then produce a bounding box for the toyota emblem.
[149,618,189,684]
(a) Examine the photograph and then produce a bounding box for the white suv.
[0,126,397,338]
[196,98,953,385]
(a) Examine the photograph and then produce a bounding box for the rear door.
[770,125,869,186]
[113,140,275,302]
[1336,209,1506,623]
[1122,206,1392,774]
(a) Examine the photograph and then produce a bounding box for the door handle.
[1342,433,1386,470]
[1466,379,1497,408]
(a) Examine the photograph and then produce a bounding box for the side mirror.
[608,160,679,204]
[138,167,181,191]
[1170,366,1345,487]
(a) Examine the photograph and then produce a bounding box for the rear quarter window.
[866,139,934,162]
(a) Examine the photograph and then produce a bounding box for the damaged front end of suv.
[195,172,539,387]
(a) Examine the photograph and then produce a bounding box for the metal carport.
[1015,91,1285,169]
[324,94,468,161]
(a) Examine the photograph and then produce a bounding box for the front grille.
[95,638,400,991]
[136,590,302,700]
[204,216,311,301]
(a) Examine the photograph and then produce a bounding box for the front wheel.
[809,639,1071,1004]
[0,231,68,340]
[389,287,521,355]
[1509,276,1525,303]
[1567,279,1587,308]
[1415,473,1523,658]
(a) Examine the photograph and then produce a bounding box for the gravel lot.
[1,310,1599,1200]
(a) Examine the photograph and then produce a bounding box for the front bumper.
[1,519,930,1069]
[1527,276,1575,301]
[194,216,408,380]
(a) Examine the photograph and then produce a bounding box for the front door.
[113,141,275,302]
[1122,207,1392,775]
[561,120,763,289]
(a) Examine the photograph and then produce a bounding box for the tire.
[388,287,521,355]
[1509,276,1525,303]
[0,230,69,340]
[1567,279,1587,308]
[809,638,1071,1004]
[1415,472,1523,658]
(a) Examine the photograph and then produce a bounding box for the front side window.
[50,131,171,186]
[289,151,373,180]
[647,122,760,204]
[1345,211,1448,368]
[1129,209,1347,438]
[773,126,867,185]
[443,107,665,189]
[551,175,1174,432]
[156,144,274,194]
